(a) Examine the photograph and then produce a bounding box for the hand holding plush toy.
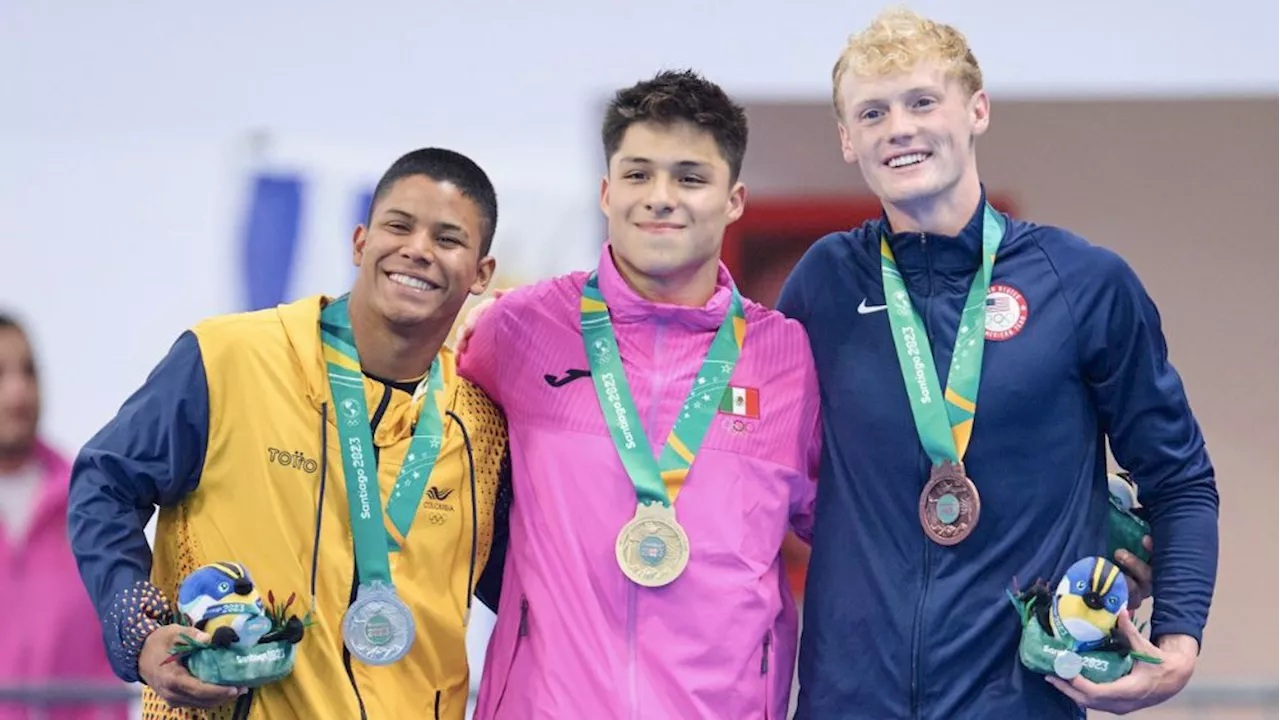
[166,561,310,688]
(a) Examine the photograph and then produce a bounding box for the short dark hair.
[602,70,749,183]
[367,147,499,255]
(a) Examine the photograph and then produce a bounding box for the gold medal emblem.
[615,503,690,587]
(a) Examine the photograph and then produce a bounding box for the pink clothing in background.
[461,245,821,719]
[0,440,130,720]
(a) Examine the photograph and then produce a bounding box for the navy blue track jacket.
[778,194,1218,719]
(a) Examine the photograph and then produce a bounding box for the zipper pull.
[518,597,529,637]
[760,631,772,675]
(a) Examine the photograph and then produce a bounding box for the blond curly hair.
[832,8,983,120]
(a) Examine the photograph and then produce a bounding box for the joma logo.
[267,447,318,474]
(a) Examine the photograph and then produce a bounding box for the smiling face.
[350,174,494,332]
[600,120,745,294]
[836,62,988,211]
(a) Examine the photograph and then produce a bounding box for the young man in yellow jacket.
[68,147,510,719]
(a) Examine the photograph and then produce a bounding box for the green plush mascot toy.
[1009,555,1161,684]
[165,562,310,687]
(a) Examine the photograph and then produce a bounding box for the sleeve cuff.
[1150,622,1204,655]
[106,580,173,683]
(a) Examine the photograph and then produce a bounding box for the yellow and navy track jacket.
[68,296,511,720]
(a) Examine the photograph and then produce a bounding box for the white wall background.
[2,0,1276,455]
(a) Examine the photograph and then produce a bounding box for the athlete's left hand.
[1046,611,1198,715]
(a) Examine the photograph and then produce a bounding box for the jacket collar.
[278,295,456,447]
[881,186,990,275]
[595,242,736,331]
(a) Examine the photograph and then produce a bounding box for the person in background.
[0,314,130,720]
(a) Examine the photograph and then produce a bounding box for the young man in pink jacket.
[0,315,129,720]
[458,70,820,718]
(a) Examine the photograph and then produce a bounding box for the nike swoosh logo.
[544,369,592,388]
[856,299,888,315]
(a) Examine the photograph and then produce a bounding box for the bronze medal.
[616,503,690,587]
[918,460,980,545]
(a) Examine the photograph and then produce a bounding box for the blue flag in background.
[354,188,374,230]
[240,174,304,311]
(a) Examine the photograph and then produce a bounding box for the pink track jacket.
[460,245,820,719]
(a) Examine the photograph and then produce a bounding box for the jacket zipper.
[445,409,481,628]
[341,385,393,719]
[909,232,934,720]
[628,317,667,720]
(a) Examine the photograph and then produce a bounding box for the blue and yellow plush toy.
[1009,555,1160,683]
[1050,556,1129,653]
[177,562,273,651]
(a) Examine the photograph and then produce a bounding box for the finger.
[1142,534,1154,553]
[1115,609,1160,657]
[1045,676,1090,707]
[171,628,213,647]
[1114,550,1153,588]
[168,669,241,705]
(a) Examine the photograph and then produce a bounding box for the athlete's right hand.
[455,289,508,354]
[138,625,245,708]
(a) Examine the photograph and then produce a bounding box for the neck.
[345,288,446,381]
[883,174,982,237]
[612,251,720,307]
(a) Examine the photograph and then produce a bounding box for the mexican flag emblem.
[719,386,760,419]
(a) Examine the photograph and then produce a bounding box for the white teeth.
[888,152,929,168]
[390,273,432,291]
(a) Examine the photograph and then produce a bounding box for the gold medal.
[919,460,980,546]
[615,503,690,587]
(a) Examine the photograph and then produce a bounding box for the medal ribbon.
[881,204,1005,465]
[581,272,746,507]
[321,295,446,586]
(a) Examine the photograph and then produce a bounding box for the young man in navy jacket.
[783,9,1218,719]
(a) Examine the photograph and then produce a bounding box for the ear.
[725,180,747,225]
[970,89,991,137]
[352,225,368,267]
[469,255,497,296]
[838,122,859,165]
[599,175,610,218]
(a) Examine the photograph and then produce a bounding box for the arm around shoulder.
[456,295,513,406]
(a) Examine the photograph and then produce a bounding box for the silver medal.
[342,581,415,665]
